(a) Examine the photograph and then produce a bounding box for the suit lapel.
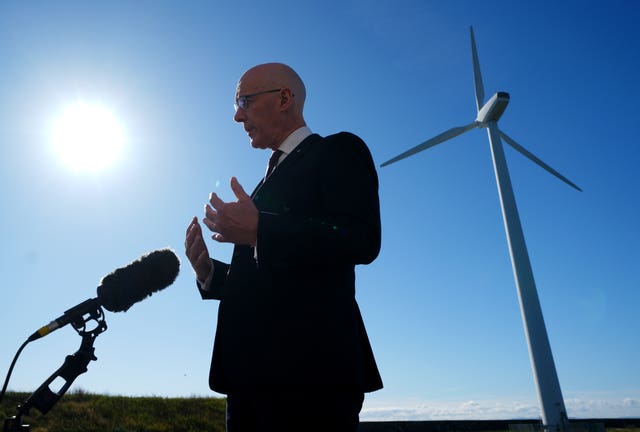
[250,133,322,199]
[270,133,321,177]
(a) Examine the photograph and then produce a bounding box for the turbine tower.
[381,27,580,431]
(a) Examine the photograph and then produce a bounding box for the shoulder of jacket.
[322,131,362,142]
[319,132,369,150]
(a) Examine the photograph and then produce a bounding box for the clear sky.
[1,0,639,422]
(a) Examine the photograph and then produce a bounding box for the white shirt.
[270,125,312,171]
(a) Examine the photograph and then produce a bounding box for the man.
[185,63,382,431]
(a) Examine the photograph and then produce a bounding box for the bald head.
[237,63,306,115]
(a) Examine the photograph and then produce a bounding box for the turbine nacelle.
[476,91,510,125]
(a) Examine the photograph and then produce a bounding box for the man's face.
[233,75,282,150]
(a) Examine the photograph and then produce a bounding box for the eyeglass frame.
[234,88,282,111]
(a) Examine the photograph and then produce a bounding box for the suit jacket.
[199,132,383,395]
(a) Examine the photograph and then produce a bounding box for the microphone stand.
[3,305,107,432]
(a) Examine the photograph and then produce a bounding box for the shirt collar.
[277,126,312,157]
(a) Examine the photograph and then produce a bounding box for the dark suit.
[199,132,382,398]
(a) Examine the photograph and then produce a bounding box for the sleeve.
[256,132,381,269]
[197,258,229,300]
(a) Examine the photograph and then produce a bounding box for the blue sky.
[1,0,639,421]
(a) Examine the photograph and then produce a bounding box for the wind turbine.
[381,27,580,431]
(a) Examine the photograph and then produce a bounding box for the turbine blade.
[470,26,485,113]
[499,130,582,192]
[381,122,478,167]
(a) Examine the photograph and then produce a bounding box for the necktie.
[265,149,283,178]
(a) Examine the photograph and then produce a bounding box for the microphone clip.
[66,298,108,338]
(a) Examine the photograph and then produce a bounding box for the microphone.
[28,249,180,342]
[97,248,180,312]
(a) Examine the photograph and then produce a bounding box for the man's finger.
[209,192,226,209]
[212,233,229,243]
[186,216,199,235]
[185,217,202,249]
[230,177,250,200]
[205,204,218,221]
[203,217,216,232]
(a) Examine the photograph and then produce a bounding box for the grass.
[0,390,226,432]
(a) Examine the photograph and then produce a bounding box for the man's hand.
[203,177,258,245]
[185,216,213,282]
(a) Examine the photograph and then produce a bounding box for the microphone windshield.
[97,249,180,312]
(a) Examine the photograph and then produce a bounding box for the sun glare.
[52,102,124,172]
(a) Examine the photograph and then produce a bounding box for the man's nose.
[234,108,246,123]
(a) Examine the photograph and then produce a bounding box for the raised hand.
[203,177,258,245]
[185,216,213,282]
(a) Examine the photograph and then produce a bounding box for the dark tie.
[265,149,284,178]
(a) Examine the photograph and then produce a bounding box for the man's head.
[233,63,307,150]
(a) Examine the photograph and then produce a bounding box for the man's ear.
[279,88,295,111]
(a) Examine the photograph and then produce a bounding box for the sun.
[52,102,124,172]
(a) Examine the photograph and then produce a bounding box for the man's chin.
[250,139,268,150]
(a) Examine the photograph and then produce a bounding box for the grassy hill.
[2,391,639,432]
[0,390,226,432]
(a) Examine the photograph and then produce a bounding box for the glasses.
[234,88,281,111]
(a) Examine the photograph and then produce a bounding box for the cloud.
[564,397,640,418]
[361,397,640,422]
[361,398,540,421]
